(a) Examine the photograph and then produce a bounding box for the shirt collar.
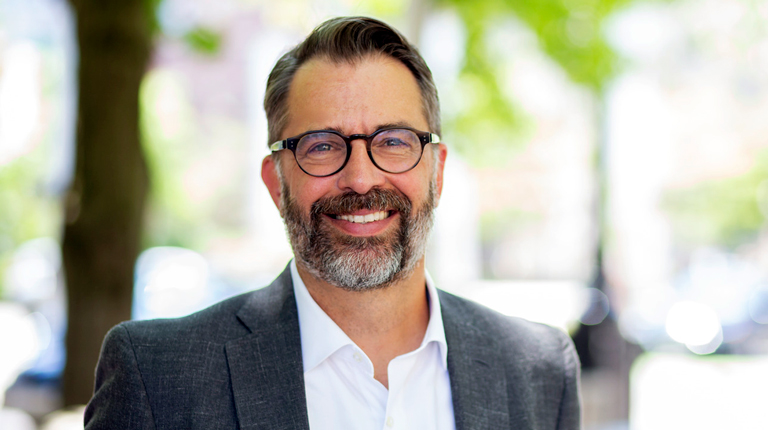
[291,260,448,373]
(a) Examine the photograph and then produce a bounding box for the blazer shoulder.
[117,290,250,345]
[119,265,295,345]
[119,266,292,343]
[438,290,581,429]
[438,289,575,364]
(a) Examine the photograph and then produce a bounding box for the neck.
[296,258,430,388]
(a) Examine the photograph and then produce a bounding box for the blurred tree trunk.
[62,0,152,406]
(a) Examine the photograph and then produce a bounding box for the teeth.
[338,211,389,224]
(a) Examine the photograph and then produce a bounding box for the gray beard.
[281,183,435,291]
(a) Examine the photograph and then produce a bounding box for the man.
[85,16,581,430]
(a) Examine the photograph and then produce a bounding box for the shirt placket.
[346,346,388,429]
[382,348,423,430]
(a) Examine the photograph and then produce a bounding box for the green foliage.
[433,0,651,167]
[439,0,633,91]
[183,27,224,56]
[0,148,61,296]
[446,19,531,165]
[139,69,203,250]
[144,0,223,55]
[139,69,248,251]
[143,0,164,35]
[663,154,768,248]
[360,0,410,17]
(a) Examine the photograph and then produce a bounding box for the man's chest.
[303,342,455,430]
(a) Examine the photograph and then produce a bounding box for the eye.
[381,137,409,147]
[297,133,346,160]
[307,142,334,153]
[372,129,419,152]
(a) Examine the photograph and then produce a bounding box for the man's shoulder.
[117,290,254,345]
[438,289,572,360]
[437,289,581,428]
[116,267,295,346]
[86,274,298,430]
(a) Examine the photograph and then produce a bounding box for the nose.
[336,140,386,194]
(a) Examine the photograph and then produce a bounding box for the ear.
[261,155,283,214]
[434,143,448,204]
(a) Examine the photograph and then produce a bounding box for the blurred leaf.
[183,27,224,56]
[143,0,163,34]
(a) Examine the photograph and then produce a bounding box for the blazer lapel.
[226,268,310,430]
[441,290,534,430]
[444,318,509,429]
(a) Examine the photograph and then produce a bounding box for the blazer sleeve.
[556,330,582,430]
[84,324,156,430]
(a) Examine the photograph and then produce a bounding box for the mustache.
[310,188,412,217]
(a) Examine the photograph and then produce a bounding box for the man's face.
[262,55,447,290]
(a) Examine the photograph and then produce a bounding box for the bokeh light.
[133,247,210,320]
[0,304,41,402]
[665,301,722,348]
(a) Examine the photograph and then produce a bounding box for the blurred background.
[2,0,768,428]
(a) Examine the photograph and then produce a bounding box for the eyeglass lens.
[295,129,422,176]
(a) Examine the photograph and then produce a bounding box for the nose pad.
[336,141,386,194]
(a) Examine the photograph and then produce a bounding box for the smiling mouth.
[329,210,393,224]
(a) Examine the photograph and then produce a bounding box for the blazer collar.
[226,266,310,430]
[224,268,527,430]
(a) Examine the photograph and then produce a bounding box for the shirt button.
[353,352,363,362]
[386,416,394,427]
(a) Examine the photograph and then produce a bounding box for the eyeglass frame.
[269,126,441,177]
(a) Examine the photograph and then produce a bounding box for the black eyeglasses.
[269,127,440,177]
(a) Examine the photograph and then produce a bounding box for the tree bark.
[62,0,152,406]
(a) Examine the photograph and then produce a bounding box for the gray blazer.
[85,267,581,429]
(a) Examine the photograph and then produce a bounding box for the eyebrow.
[322,122,414,135]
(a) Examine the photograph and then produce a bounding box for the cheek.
[391,175,431,205]
[289,177,336,209]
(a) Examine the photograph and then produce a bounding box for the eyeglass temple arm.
[269,140,287,152]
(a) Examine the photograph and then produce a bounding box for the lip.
[324,210,399,236]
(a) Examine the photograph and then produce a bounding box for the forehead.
[283,55,427,138]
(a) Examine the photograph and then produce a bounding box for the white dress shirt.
[290,260,456,430]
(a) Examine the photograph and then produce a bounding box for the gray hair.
[264,16,441,145]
